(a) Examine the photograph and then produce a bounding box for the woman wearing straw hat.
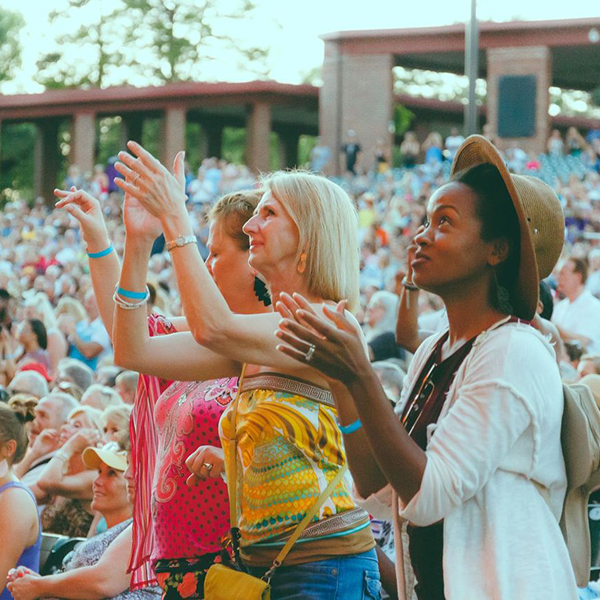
[275,135,578,599]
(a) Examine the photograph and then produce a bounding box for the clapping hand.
[115,142,187,221]
[275,292,370,385]
[54,187,110,252]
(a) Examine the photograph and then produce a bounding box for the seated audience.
[37,406,103,537]
[7,436,160,599]
[7,371,49,399]
[114,371,137,405]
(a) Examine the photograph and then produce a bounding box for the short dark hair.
[29,319,47,350]
[569,257,588,285]
[208,190,265,251]
[452,163,521,311]
[538,280,554,321]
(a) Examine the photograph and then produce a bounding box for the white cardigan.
[357,321,578,599]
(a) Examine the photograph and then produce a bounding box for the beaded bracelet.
[87,244,114,259]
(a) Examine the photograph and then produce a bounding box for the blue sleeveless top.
[0,481,41,600]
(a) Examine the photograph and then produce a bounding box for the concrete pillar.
[71,112,96,174]
[121,113,144,147]
[320,43,394,175]
[486,46,551,156]
[278,130,300,168]
[246,102,271,173]
[161,106,186,167]
[34,119,61,204]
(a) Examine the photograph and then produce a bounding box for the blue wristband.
[339,419,362,435]
[87,244,113,259]
[117,286,147,300]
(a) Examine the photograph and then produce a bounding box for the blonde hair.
[101,404,132,434]
[67,405,103,432]
[260,171,360,311]
[56,297,87,322]
[23,292,58,329]
[81,384,123,411]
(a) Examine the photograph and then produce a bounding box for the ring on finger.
[133,173,140,185]
[305,343,316,362]
[203,462,213,472]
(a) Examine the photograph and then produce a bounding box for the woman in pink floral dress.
[56,171,270,598]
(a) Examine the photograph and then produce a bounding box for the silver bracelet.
[113,290,148,310]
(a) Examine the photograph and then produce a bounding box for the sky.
[3,0,600,94]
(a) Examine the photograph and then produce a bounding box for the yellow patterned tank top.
[219,372,368,549]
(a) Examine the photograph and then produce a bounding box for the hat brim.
[82,446,128,472]
[451,135,539,320]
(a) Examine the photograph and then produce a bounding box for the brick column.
[162,106,186,167]
[34,119,61,204]
[246,102,271,173]
[71,112,96,174]
[486,46,551,156]
[278,130,300,169]
[320,44,394,175]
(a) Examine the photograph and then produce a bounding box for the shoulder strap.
[228,363,248,530]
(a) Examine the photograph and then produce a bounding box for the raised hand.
[122,194,163,242]
[114,142,187,220]
[275,292,371,384]
[54,188,109,252]
[30,429,61,458]
[185,445,225,486]
[63,428,102,455]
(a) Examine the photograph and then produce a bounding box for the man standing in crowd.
[553,257,600,352]
[341,129,362,175]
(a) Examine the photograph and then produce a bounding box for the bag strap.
[267,463,349,575]
[227,364,350,582]
[227,363,247,530]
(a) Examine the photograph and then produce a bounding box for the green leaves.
[33,0,273,89]
[0,7,24,84]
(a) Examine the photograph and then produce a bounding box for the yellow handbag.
[204,364,348,600]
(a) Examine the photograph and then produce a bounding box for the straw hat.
[451,135,565,320]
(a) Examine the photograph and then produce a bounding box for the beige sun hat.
[82,443,128,472]
[451,135,565,320]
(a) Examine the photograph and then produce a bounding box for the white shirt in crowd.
[552,289,600,352]
[356,321,577,600]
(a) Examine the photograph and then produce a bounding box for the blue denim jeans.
[247,548,382,599]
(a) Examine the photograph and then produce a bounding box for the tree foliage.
[0,8,24,85]
[34,0,272,89]
[35,0,131,89]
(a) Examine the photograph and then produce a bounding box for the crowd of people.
[0,124,600,600]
